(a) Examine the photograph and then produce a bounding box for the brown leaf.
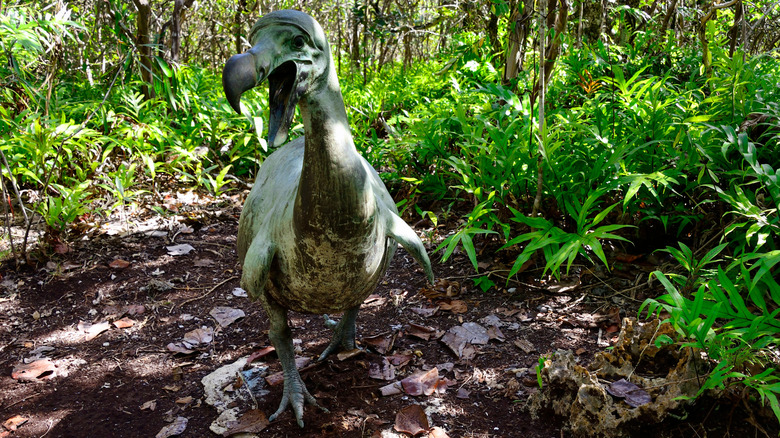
[379,381,403,396]
[410,306,438,317]
[209,307,245,328]
[368,357,396,381]
[222,409,269,436]
[401,368,440,396]
[109,259,131,269]
[167,343,195,355]
[441,323,489,359]
[246,346,275,365]
[175,396,193,405]
[113,317,135,329]
[438,300,467,314]
[140,400,157,411]
[394,404,429,436]
[607,379,652,407]
[155,416,188,438]
[53,242,70,254]
[166,244,195,256]
[12,358,56,381]
[407,323,438,341]
[3,415,28,431]
[182,327,213,346]
[427,426,450,438]
[336,349,364,361]
[486,325,505,342]
[193,258,215,267]
[513,339,535,354]
[125,304,146,315]
[386,353,414,368]
[363,333,395,354]
[78,320,111,341]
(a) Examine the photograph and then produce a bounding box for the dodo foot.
[318,312,359,361]
[268,373,328,428]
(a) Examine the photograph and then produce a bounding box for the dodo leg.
[319,306,360,360]
[264,298,325,427]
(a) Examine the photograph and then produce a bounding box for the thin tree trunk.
[532,0,569,101]
[728,0,743,56]
[532,0,547,219]
[131,0,153,99]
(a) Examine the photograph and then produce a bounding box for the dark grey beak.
[223,52,257,114]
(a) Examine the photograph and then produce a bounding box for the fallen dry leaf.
[410,306,438,317]
[12,358,56,381]
[441,323,489,359]
[183,327,213,346]
[78,320,111,341]
[109,259,131,269]
[193,258,215,267]
[368,357,396,381]
[222,409,269,436]
[166,244,195,256]
[386,353,414,368]
[209,307,245,328]
[428,426,450,438]
[336,349,364,361]
[438,299,468,314]
[140,400,157,411]
[113,317,134,329]
[155,416,188,438]
[407,323,439,341]
[394,404,429,436]
[167,343,195,355]
[401,368,440,396]
[363,333,395,354]
[2,415,28,431]
[175,396,193,405]
[607,378,652,407]
[486,325,505,342]
[514,339,535,354]
[246,346,276,365]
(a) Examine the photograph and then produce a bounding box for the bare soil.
[0,193,776,438]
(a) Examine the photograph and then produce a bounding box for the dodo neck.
[293,62,372,235]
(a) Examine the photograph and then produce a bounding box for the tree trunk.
[131,0,153,99]
[171,0,186,63]
[234,0,248,54]
[503,8,521,82]
[728,0,743,56]
[532,0,569,102]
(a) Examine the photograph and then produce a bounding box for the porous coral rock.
[529,318,703,437]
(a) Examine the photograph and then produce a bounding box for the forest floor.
[0,188,777,438]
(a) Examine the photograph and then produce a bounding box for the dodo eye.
[292,35,306,49]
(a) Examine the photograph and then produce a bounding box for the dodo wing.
[238,139,305,300]
[362,157,434,284]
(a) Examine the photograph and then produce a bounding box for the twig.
[173,275,238,310]
[0,337,17,353]
[3,391,38,409]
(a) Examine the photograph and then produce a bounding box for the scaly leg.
[264,298,326,427]
[319,306,360,361]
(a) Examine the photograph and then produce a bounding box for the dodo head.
[223,10,331,147]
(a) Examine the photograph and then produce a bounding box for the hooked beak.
[223,50,306,147]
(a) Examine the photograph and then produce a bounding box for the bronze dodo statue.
[222,9,433,427]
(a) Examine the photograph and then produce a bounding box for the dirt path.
[0,197,775,437]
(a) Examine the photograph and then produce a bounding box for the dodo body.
[224,9,432,426]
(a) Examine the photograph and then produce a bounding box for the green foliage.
[641,250,780,422]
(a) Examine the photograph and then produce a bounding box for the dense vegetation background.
[2,0,780,426]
